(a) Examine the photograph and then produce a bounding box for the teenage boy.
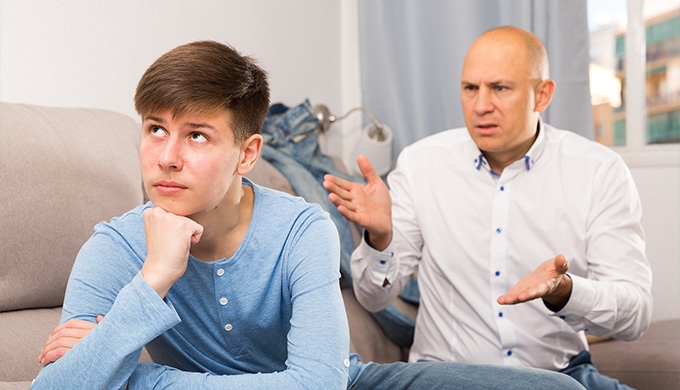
[33,40,584,390]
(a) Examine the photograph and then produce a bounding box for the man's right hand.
[323,155,393,251]
[141,207,203,299]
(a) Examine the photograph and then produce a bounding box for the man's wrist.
[366,231,392,252]
[543,274,573,312]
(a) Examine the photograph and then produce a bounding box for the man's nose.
[158,137,184,170]
[474,87,495,115]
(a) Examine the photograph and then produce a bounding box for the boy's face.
[139,109,243,218]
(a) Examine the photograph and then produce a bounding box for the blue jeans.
[261,101,362,283]
[261,101,420,348]
[350,360,586,390]
[561,351,635,390]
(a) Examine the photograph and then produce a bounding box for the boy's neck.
[189,182,254,262]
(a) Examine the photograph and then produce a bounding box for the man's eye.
[464,85,478,91]
[495,86,507,92]
[190,132,208,142]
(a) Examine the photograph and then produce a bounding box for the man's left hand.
[497,254,572,311]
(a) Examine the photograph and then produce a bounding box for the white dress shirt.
[351,122,652,371]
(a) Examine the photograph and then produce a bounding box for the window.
[588,0,680,165]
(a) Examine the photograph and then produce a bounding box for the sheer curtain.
[358,0,593,163]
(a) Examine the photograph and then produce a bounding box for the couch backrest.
[0,103,145,311]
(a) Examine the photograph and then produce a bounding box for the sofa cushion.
[0,307,61,382]
[0,306,153,384]
[589,319,680,390]
[0,103,145,311]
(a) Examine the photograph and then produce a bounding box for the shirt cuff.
[358,231,398,286]
[110,271,181,338]
[549,274,594,330]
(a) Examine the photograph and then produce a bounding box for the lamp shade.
[351,123,393,177]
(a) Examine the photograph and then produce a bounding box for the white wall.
[2,0,678,323]
[630,164,680,322]
[0,0,344,120]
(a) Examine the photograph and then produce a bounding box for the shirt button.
[507,350,513,356]
[344,358,350,368]
[224,324,233,331]
[500,186,505,191]
[220,297,228,306]
[498,312,503,317]
[496,228,502,234]
[217,268,225,276]
[495,271,501,276]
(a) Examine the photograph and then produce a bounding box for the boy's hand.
[38,315,103,365]
[323,155,393,251]
[141,207,203,298]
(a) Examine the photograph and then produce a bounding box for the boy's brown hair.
[134,40,270,143]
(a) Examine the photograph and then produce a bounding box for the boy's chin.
[149,200,194,217]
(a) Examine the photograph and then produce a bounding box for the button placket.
[215,265,233,335]
[490,179,517,356]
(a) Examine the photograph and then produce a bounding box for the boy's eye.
[150,126,166,137]
[190,132,208,143]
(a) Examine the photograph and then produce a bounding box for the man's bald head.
[472,26,550,80]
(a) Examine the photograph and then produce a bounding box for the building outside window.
[589,0,680,148]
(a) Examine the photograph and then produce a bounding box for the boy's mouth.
[154,181,187,194]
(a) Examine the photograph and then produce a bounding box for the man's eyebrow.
[488,80,514,87]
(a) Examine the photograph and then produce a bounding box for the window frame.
[612,0,680,167]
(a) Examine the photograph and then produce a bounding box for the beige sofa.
[1,102,677,389]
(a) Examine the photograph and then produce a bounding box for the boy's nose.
[158,138,183,170]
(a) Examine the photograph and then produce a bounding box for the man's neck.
[484,125,540,175]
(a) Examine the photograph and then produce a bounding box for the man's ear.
[237,134,263,176]
[534,79,555,113]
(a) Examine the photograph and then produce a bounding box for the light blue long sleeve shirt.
[32,181,352,389]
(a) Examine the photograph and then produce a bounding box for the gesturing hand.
[323,155,393,251]
[141,207,203,298]
[497,254,572,310]
[37,315,104,365]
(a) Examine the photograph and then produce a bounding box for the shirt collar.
[471,118,547,173]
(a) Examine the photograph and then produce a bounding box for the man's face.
[140,109,242,218]
[461,36,542,165]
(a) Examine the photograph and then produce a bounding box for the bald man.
[324,26,651,390]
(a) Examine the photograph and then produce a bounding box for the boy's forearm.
[32,272,181,389]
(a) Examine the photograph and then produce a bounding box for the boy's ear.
[237,134,263,176]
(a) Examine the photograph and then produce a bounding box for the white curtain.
[358,0,593,163]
